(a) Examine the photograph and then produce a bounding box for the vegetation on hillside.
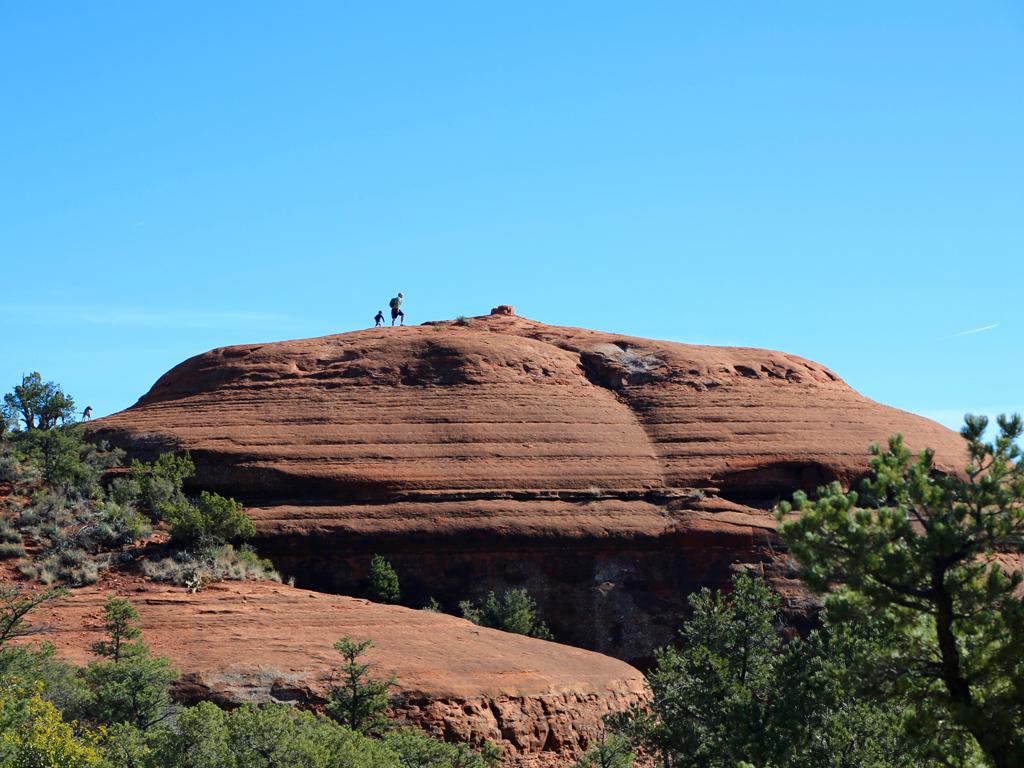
[0,590,502,767]
[0,372,276,590]
[460,588,553,640]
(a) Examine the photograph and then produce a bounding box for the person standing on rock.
[374,310,385,327]
[389,292,405,326]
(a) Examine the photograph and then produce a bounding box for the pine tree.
[83,597,178,730]
[91,597,143,662]
[325,637,395,735]
[779,414,1024,768]
[367,555,400,604]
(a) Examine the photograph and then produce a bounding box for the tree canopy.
[779,414,1024,768]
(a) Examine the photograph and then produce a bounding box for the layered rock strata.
[89,311,965,661]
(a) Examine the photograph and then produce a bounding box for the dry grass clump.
[143,544,280,592]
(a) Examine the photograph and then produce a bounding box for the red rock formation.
[89,313,966,660]
[30,579,646,764]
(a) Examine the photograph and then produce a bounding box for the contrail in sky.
[951,323,999,337]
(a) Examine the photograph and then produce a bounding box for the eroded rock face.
[89,314,966,661]
[31,580,647,764]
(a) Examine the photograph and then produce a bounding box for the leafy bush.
[0,541,25,559]
[162,491,255,547]
[383,727,499,767]
[573,734,634,768]
[12,425,100,494]
[0,685,105,767]
[100,500,151,544]
[0,453,23,483]
[0,521,25,559]
[421,597,443,613]
[460,588,552,639]
[117,452,195,516]
[0,641,90,720]
[140,701,399,768]
[91,597,144,662]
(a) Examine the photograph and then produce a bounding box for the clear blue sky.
[2,2,1021,430]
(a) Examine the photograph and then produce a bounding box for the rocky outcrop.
[30,579,646,764]
[89,312,966,661]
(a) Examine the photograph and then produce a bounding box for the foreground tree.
[610,572,960,768]
[779,414,1024,768]
[83,597,178,731]
[0,686,105,767]
[326,636,395,736]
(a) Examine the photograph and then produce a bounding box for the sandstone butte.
[87,309,966,663]
[63,308,969,762]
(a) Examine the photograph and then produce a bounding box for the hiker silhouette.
[389,293,405,326]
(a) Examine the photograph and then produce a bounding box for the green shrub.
[0,454,22,483]
[162,491,255,547]
[0,641,91,720]
[460,588,553,639]
[573,734,634,768]
[0,521,25,558]
[367,554,400,604]
[0,686,105,767]
[33,549,106,586]
[384,727,498,767]
[609,572,968,768]
[91,597,144,662]
[140,701,398,768]
[100,501,150,544]
[13,425,99,495]
[125,452,194,516]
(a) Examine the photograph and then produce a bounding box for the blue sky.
[2,2,1021,431]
